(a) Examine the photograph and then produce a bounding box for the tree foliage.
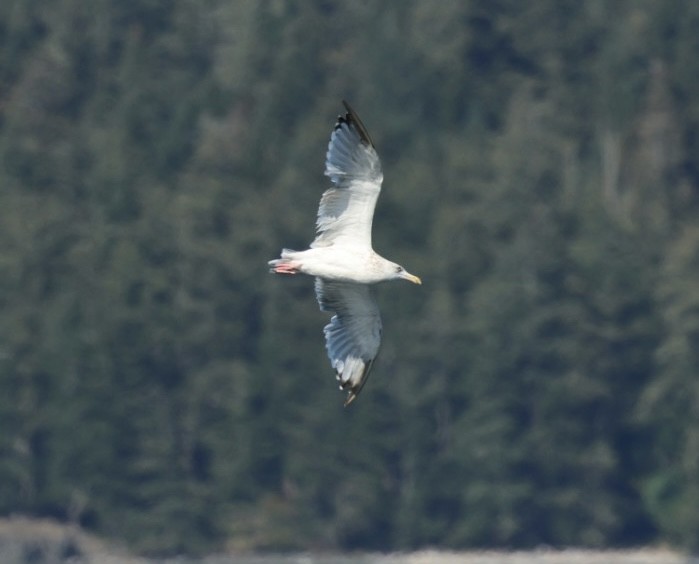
[0,0,697,555]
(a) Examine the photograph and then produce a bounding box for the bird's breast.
[300,247,384,283]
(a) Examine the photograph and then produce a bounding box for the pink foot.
[273,262,299,274]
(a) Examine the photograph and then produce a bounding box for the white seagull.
[269,101,422,406]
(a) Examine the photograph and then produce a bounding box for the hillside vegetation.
[1,0,699,556]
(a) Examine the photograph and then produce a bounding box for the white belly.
[289,247,386,283]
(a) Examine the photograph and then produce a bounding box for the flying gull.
[269,101,422,406]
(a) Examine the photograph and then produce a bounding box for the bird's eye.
[395,266,403,273]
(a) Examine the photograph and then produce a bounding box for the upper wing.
[312,101,383,250]
[315,278,382,406]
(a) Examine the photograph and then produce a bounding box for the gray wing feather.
[312,103,383,249]
[315,278,382,406]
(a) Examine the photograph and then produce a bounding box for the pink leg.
[273,262,299,274]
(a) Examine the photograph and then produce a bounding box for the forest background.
[1,0,699,557]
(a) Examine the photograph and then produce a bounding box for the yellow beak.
[402,272,422,285]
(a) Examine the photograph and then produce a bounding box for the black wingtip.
[336,99,375,148]
[341,358,375,408]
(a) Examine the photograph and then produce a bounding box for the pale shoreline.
[0,517,696,564]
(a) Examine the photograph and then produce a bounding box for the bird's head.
[391,263,422,285]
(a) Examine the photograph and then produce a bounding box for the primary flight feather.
[268,101,421,406]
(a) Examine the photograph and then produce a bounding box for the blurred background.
[1,0,699,558]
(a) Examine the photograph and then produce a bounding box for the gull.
[268,101,421,406]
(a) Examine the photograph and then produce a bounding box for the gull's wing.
[315,278,382,406]
[311,101,383,250]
